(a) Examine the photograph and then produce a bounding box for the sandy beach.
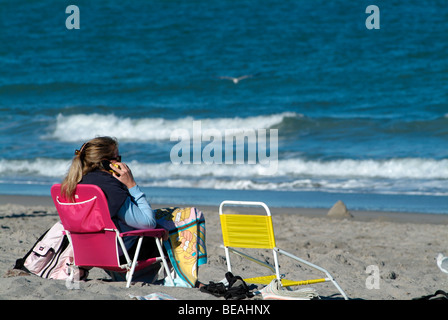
[1,194,448,302]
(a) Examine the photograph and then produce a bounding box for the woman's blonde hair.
[61,136,118,201]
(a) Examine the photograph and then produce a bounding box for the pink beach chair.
[50,184,173,288]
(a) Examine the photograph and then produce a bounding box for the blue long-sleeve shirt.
[116,185,156,230]
[115,185,157,250]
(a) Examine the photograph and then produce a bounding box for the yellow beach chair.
[219,200,348,300]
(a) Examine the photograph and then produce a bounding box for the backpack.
[14,221,88,280]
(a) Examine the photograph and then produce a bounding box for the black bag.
[413,290,448,300]
[200,272,254,300]
[224,272,254,300]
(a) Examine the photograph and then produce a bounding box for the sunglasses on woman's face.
[110,155,122,162]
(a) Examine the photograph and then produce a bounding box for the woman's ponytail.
[61,136,118,201]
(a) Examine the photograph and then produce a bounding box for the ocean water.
[0,1,447,214]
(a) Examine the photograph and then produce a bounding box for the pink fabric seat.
[50,184,173,287]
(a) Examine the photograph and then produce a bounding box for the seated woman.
[61,136,206,287]
[61,136,160,264]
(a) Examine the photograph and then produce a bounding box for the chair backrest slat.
[220,214,276,249]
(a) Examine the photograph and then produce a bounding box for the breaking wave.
[46,112,299,142]
[1,157,446,196]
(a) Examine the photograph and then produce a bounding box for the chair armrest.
[120,228,167,238]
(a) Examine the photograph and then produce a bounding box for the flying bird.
[218,74,254,84]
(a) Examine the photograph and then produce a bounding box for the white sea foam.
[0,157,446,195]
[47,112,298,142]
[0,158,72,177]
[1,157,447,180]
[130,158,448,180]
[273,158,448,180]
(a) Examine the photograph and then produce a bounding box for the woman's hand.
[110,162,137,189]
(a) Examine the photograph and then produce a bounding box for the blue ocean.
[0,1,447,214]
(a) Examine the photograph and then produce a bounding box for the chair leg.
[67,264,75,282]
[126,236,144,288]
[276,247,349,300]
[125,236,175,288]
[65,264,81,290]
[155,237,174,286]
[224,246,232,273]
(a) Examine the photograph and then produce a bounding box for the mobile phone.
[101,160,121,176]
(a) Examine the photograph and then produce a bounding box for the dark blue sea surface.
[0,1,447,214]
